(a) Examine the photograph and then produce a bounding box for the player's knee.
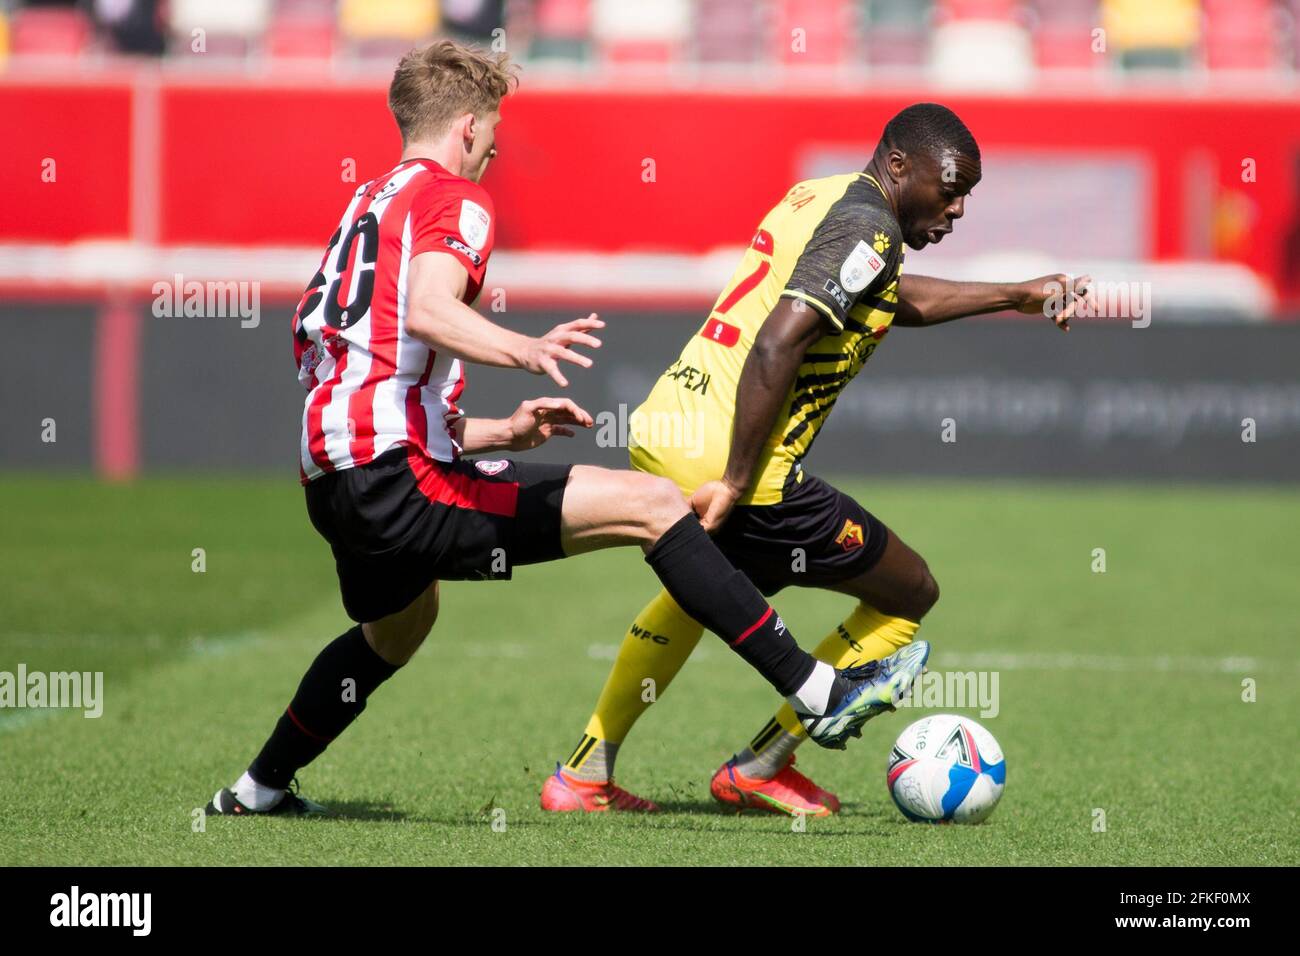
[879,560,939,623]
[633,475,690,540]
[908,564,940,621]
[365,584,439,666]
[366,625,423,666]
[408,585,440,647]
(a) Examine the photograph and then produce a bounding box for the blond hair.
[388,40,517,144]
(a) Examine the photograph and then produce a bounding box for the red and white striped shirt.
[293,158,495,483]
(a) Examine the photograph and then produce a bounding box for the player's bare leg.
[555,466,833,703]
[364,581,441,666]
[827,528,940,623]
[557,465,696,553]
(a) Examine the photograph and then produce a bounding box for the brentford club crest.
[475,460,509,476]
[300,343,321,376]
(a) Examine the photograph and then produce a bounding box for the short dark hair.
[881,103,979,162]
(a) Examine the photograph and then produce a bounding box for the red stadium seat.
[10,8,93,56]
[774,0,853,66]
[1204,32,1280,71]
[536,0,591,38]
[937,0,1019,22]
[1035,24,1103,70]
[600,39,678,64]
[526,0,591,60]
[1202,0,1280,71]
[1202,0,1272,16]
[268,14,337,60]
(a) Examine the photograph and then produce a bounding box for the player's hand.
[523,314,605,387]
[507,397,593,451]
[1014,274,1095,332]
[691,478,745,534]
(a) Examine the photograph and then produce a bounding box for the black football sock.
[644,514,816,696]
[247,625,400,790]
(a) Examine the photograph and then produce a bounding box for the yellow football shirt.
[629,172,905,504]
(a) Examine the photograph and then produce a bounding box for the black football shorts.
[711,470,889,597]
[305,445,572,622]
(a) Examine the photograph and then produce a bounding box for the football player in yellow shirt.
[542,103,1093,815]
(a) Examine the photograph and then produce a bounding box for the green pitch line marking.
[0,709,59,734]
[448,641,1296,675]
[938,651,1299,674]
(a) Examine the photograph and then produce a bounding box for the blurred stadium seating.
[0,0,1293,75]
[1,0,1295,308]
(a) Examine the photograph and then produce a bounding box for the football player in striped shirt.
[543,104,1093,815]
[203,42,930,817]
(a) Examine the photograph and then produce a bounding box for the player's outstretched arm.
[894,273,1094,331]
[405,251,604,386]
[692,298,827,532]
[454,397,594,454]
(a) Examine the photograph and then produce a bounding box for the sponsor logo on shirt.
[444,236,483,266]
[364,180,400,203]
[700,317,741,347]
[823,278,851,312]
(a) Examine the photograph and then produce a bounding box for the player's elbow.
[751,333,782,362]
[750,330,797,371]
[403,304,428,339]
[403,299,446,345]
[891,300,925,327]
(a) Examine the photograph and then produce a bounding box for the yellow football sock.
[742,603,919,774]
[563,589,704,781]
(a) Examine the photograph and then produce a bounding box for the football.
[887,714,1006,824]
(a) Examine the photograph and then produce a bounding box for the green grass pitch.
[1,475,1296,866]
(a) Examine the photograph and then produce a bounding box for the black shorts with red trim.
[305,445,571,623]
[711,470,889,597]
